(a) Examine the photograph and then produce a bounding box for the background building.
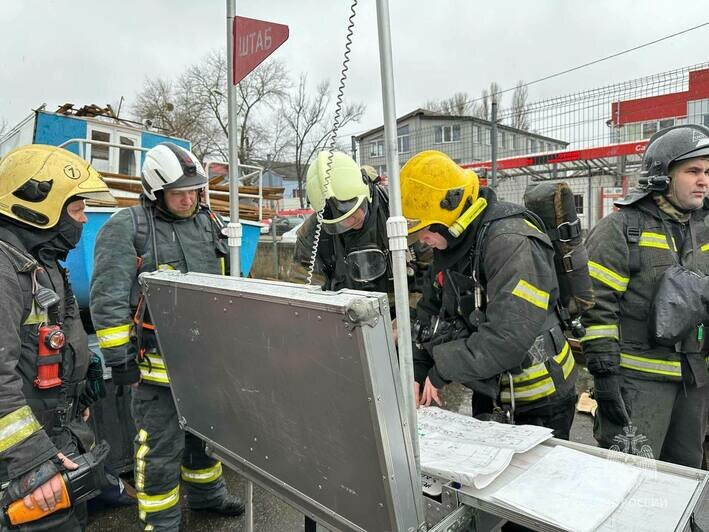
[352,108,567,177]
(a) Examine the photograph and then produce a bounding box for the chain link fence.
[354,62,709,231]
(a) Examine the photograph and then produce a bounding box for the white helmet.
[141,142,207,201]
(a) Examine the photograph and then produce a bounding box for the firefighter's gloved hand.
[80,355,107,407]
[110,360,141,387]
[593,374,631,426]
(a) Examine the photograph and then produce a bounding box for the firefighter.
[90,143,243,531]
[0,145,115,530]
[581,124,709,468]
[401,150,578,438]
[292,151,395,296]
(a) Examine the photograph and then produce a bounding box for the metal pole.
[375,1,423,522]
[226,0,242,277]
[491,100,498,189]
[272,215,279,279]
[227,2,251,528]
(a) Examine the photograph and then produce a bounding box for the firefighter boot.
[193,494,245,517]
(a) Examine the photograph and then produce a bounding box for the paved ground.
[88,380,708,531]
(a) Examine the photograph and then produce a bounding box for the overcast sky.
[1,0,708,138]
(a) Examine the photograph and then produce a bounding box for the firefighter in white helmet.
[90,143,243,530]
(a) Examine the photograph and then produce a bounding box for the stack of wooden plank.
[87,172,283,221]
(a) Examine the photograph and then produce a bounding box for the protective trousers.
[472,394,577,440]
[594,373,709,469]
[131,385,227,531]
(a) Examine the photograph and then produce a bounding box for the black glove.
[80,354,107,407]
[592,374,631,426]
[110,359,141,387]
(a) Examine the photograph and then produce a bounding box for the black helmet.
[640,124,709,191]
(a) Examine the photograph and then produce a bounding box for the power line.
[464,21,709,107]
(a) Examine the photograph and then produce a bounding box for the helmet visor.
[346,248,388,282]
[322,197,368,234]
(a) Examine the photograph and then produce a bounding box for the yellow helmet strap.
[448,197,488,238]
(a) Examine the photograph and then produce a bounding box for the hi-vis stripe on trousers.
[131,384,227,531]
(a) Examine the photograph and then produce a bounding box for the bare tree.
[473,89,490,120]
[423,92,471,116]
[472,82,502,120]
[510,80,530,130]
[132,51,290,164]
[282,75,365,208]
[0,118,7,140]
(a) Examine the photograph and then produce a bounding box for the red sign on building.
[233,16,289,85]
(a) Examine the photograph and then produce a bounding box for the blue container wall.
[63,211,113,309]
[33,113,87,154]
[141,132,190,151]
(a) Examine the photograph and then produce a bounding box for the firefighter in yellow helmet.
[292,151,395,295]
[402,150,578,438]
[0,145,115,530]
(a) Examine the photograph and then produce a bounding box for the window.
[514,135,523,151]
[397,125,410,153]
[369,139,384,158]
[507,133,515,151]
[434,124,462,143]
[376,164,386,177]
[498,131,505,149]
[89,130,110,172]
[573,194,584,215]
[704,114,709,127]
[484,128,491,145]
[622,123,641,142]
[659,118,675,129]
[118,135,140,176]
[87,127,141,175]
[474,125,481,143]
[530,139,539,153]
[642,121,658,139]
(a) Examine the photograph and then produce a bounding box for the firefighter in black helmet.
[581,124,709,467]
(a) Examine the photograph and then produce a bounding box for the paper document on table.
[420,438,514,489]
[417,407,553,488]
[596,467,699,532]
[417,407,553,452]
[492,446,641,532]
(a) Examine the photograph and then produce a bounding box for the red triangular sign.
[233,16,289,85]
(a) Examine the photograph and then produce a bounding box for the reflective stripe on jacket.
[91,204,226,386]
[581,196,709,385]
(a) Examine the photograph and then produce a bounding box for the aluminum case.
[140,271,423,532]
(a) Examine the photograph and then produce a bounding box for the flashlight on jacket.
[34,325,65,389]
[1,452,102,527]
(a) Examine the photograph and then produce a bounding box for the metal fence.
[354,61,709,230]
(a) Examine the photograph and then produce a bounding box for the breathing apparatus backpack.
[523,182,595,336]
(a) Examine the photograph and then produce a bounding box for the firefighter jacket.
[581,194,709,387]
[0,226,90,481]
[292,185,393,294]
[413,190,577,411]
[90,201,227,386]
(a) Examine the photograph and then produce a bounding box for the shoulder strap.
[621,208,642,274]
[129,204,151,258]
[0,239,37,273]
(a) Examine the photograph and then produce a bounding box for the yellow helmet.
[400,150,479,234]
[0,144,115,229]
[306,150,371,234]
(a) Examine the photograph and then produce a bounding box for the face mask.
[346,246,388,282]
[56,211,84,250]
